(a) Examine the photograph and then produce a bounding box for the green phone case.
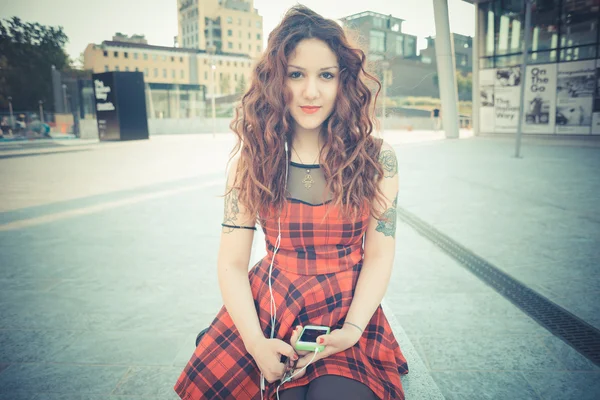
[294,326,330,352]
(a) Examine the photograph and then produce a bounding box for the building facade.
[420,33,474,72]
[83,37,253,118]
[341,11,418,61]
[178,0,263,58]
[468,0,600,135]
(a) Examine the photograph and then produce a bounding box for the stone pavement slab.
[1,131,599,399]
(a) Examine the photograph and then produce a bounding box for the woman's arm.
[217,156,263,353]
[344,141,399,333]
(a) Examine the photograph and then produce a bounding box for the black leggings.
[279,375,378,400]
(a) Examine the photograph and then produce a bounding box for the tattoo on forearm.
[375,193,398,238]
[222,187,240,234]
[379,149,398,178]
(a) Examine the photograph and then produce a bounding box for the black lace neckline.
[290,161,320,169]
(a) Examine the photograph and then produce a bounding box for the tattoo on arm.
[375,193,398,238]
[379,149,398,178]
[222,186,240,234]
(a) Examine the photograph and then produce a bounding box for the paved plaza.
[0,131,599,399]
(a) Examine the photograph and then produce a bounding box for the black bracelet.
[221,223,257,231]
[344,321,364,333]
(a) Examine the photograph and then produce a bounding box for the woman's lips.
[300,106,321,114]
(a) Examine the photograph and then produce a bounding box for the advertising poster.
[479,69,495,133]
[555,60,595,134]
[522,64,557,134]
[494,66,521,133]
[92,72,120,140]
[591,59,600,135]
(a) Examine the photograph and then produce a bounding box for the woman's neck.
[290,125,324,163]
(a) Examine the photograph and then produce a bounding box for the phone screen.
[299,328,326,343]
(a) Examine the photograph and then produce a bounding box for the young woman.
[174,5,408,400]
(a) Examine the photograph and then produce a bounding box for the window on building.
[494,0,524,56]
[239,43,242,50]
[257,45,261,52]
[180,57,183,62]
[172,70,176,78]
[369,30,386,52]
[103,50,108,57]
[144,53,148,60]
[135,67,139,72]
[125,66,129,71]
[227,16,232,23]
[171,56,175,61]
[205,71,208,80]
[181,70,184,78]
[234,62,237,67]
[248,44,251,51]
[104,65,109,71]
[114,51,119,57]
[391,23,400,32]
[248,32,251,39]
[220,72,223,79]
[256,21,261,28]
[395,36,404,55]
[204,59,208,64]
[238,18,241,25]
[228,29,232,36]
[154,68,158,77]
[219,60,223,65]
[228,42,233,49]
[115,66,120,71]
[559,0,598,53]
[124,52,128,58]
[405,37,416,56]
[144,68,148,76]
[133,53,138,59]
[162,69,166,78]
[257,33,261,40]
[373,18,383,28]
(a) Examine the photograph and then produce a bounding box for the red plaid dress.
[174,198,409,399]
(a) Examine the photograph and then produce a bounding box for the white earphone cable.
[261,139,290,399]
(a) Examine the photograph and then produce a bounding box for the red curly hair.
[228,5,386,222]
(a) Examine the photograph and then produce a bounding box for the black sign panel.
[92,72,120,140]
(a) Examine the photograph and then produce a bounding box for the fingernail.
[292,354,298,360]
[296,325,302,330]
[318,338,324,344]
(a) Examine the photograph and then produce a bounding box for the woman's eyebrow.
[288,65,339,71]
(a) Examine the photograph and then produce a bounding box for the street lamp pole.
[39,100,44,124]
[62,84,68,113]
[515,0,533,159]
[206,19,217,138]
[8,96,14,129]
[381,60,389,136]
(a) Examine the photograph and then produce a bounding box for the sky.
[0,0,475,63]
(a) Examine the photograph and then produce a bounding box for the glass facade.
[479,0,600,67]
[145,83,206,119]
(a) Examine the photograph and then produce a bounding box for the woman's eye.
[289,71,302,79]
[322,72,335,79]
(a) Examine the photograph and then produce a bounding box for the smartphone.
[295,325,330,352]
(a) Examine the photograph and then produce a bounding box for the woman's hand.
[247,336,298,383]
[287,325,362,380]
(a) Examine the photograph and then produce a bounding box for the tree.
[432,71,472,101]
[0,17,70,111]
[235,74,247,94]
[219,73,231,95]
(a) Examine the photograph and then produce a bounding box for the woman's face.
[285,38,339,133]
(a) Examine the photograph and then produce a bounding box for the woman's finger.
[290,325,310,356]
